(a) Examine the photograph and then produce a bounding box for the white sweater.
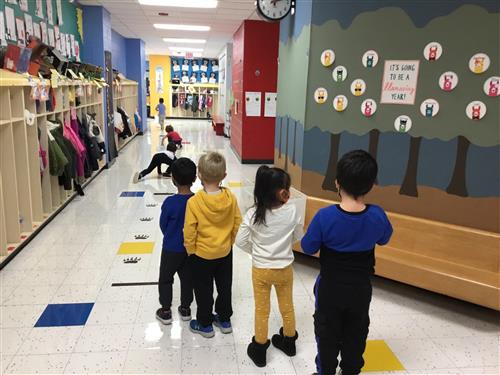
[235,203,304,269]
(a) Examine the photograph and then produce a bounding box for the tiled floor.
[1,120,499,374]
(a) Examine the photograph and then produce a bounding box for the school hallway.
[1,120,498,374]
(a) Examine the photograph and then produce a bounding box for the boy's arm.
[183,201,198,255]
[235,211,252,253]
[155,104,159,111]
[231,200,243,245]
[161,135,168,145]
[377,210,394,245]
[300,212,323,255]
[159,200,170,235]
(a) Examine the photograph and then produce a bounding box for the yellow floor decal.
[228,181,243,188]
[117,242,155,255]
[362,340,405,372]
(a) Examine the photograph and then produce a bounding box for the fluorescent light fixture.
[154,24,210,32]
[168,46,204,52]
[139,0,218,8]
[163,38,206,44]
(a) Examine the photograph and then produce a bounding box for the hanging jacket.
[117,106,132,138]
[207,95,213,108]
[192,95,199,113]
[172,93,178,108]
[48,132,68,176]
[64,120,87,178]
[50,124,76,190]
[79,115,100,173]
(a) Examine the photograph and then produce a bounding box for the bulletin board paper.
[245,92,261,117]
[264,92,277,117]
[380,60,420,105]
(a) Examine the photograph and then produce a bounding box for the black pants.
[140,153,176,177]
[314,276,372,375]
[158,251,193,310]
[191,252,233,327]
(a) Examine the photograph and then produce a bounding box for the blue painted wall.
[126,38,147,132]
[111,29,127,74]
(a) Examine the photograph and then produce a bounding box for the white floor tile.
[74,324,134,353]
[63,351,127,374]
[18,327,83,355]
[432,336,500,368]
[129,321,183,350]
[386,338,455,370]
[124,348,182,374]
[3,285,57,306]
[5,353,70,374]
[1,355,13,373]
[0,305,46,328]
[181,344,239,374]
[290,342,318,375]
[0,328,31,355]
[85,301,140,325]
[235,343,296,374]
[51,283,102,304]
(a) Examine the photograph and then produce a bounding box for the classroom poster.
[24,14,33,43]
[19,0,28,12]
[380,60,420,105]
[33,22,41,39]
[36,0,44,18]
[56,0,64,26]
[0,12,5,46]
[70,34,75,57]
[48,28,55,47]
[66,33,72,57]
[54,25,61,50]
[60,32,66,55]
[40,22,48,44]
[74,41,80,61]
[46,0,54,25]
[16,17,25,45]
[5,6,16,41]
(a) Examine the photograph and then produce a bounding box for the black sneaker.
[156,308,172,325]
[178,306,191,321]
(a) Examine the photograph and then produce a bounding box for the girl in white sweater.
[236,166,303,368]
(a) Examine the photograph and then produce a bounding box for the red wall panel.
[231,20,279,162]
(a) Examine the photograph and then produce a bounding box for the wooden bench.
[212,115,224,136]
[294,196,500,311]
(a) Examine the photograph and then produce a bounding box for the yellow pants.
[252,265,296,344]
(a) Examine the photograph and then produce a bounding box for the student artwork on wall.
[40,21,48,44]
[439,71,458,91]
[314,87,328,104]
[171,57,219,84]
[423,41,443,61]
[351,79,366,96]
[394,115,412,132]
[19,0,28,12]
[24,14,33,43]
[48,28,55,48]
[156,66,164,93]
[333,95,348,112]
[321,49,335,67]
[0,11,5,46]
[466,101,486,120]
[36,0,44,18]
[16,18,25,46]
[469,53,490,74]
[46,0,54,25]
[5,6,16,41]
[56,0,64,26]
[33,22,40,39]
[484,76,499,97]
[54,26,60,50]
[362,50,379,68]
[361,99,377,117]
[332,65,347,82]
[420,98,439,117]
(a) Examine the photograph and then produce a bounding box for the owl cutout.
[420,99,440,118]
[469,53,490,74]
[394,115,412,133]
[350,79,366,97]
[466,101,487,120]
[361,99,377,117]
[314,88,328,104]
[333,95,348,112]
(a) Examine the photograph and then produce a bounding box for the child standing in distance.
[184,152,242,338]
[301,150,393,375]
[156,158,197,324]
[165,125,183,148]
[156,98,166,131]
[133,143,177,182]
[236,166,303,368]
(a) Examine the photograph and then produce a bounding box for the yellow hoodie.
[184,188,242,260]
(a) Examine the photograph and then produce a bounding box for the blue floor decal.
[120,191,145,197]
[35,303,95,327]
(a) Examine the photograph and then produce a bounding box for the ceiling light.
[154,24,210,32]
[139,0,217,8]
[163,38,206,44]
[168,46,204,52]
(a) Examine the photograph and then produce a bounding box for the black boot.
[271,327,298,356]
[247,337,270,367]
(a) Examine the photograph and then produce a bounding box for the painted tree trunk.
[446,135,470,197]
[322,133,341,192]
[399,136,422,197]
[278,118,282,159]
[368,129,380,184]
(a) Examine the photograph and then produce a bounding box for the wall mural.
[275,3,499,232]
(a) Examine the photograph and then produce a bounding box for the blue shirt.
[301,204,393,255]
[159,194,193,252]
[156,103,166,116]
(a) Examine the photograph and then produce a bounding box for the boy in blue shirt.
[301,150,393,375]
[156,158,197,324]
[156,98,166,131]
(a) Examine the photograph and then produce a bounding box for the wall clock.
[256,0,294,22]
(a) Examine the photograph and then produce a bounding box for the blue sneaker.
[189,319,215,338]
[213,315,232,334]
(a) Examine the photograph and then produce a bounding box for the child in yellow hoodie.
[184,152,242,338]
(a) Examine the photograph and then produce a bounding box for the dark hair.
[165,125,174,133]
[253,166,291,225]
[171,157,196,186]
[159,98,164,103]
[336,150,378,199]
[166,143,177,153]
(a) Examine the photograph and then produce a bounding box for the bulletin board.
[170,56,219,84]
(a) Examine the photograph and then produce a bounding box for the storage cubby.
[113,78,139,151]
[0,69,108,262]
[169,84,219,119]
